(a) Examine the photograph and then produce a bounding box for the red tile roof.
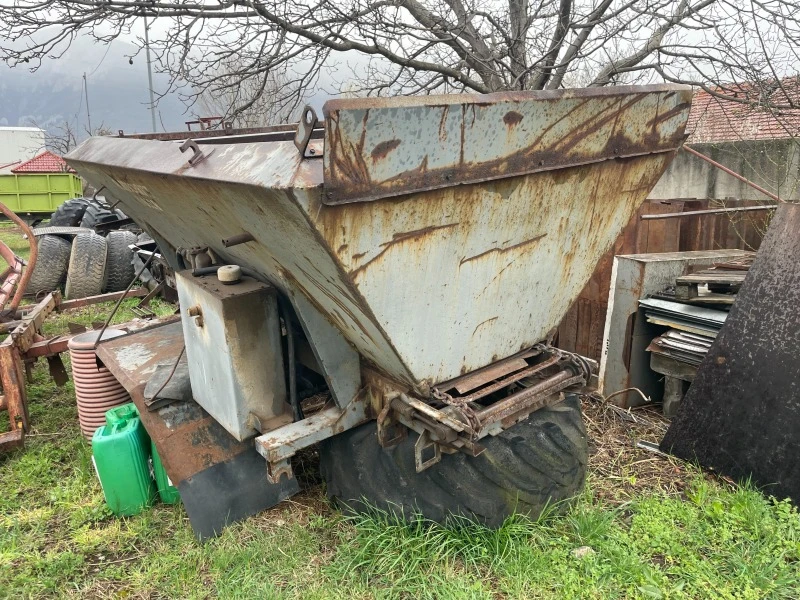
[687,78,800,143]
[10,150,74,174]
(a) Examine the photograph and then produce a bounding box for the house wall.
[0,127,46,166]
[649,139,800,202]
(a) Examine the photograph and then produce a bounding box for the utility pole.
[83,73,92,133]
[144,16,157,132]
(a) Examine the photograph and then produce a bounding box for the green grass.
[0,221,34,257]
[3,383,799,600]
[38,296,176,337]
[1,223,799,599]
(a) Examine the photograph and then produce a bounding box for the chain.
[534,342,593,383]
[431,387,482,438]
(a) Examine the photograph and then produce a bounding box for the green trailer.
[0,172,83,222]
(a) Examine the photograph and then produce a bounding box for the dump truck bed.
[67,84,692,392]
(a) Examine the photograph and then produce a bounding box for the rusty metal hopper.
[66,85,692,391]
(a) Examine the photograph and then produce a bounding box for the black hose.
[279,298,303,422]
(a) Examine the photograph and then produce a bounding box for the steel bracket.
[376,400,407,448]
[414,430,441,472]
[266,457,294,484]
[294,106,320,158]
[255,395,370,483]
[179,139,214,167]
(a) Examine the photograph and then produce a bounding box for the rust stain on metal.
[555,95,640,155]
[323,85,692,205]
[349,222,459,279]
[647,102,692,127]
[503,111,524,127]
[385,223,460,246]
[295,264,378,345]
[460,234,547,265]
[371,139,401,163]
[472,316,498,336]
[438,106,450,141]
[477,370,583,426]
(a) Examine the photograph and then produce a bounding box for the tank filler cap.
[218,264,242,284]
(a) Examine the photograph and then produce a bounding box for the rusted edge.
[323,83,692,112]
[322,85,692,204]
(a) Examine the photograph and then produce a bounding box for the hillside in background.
[0,36,189,143]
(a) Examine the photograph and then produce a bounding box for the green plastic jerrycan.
[105,403,139,428]
[92,403,156,516]
[151,440,180,504]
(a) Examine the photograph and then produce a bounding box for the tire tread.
[321,394,588,526]
[64,234,108,299]
[104,230,137,292]
[27,235,72,295]
[49,198,89,227]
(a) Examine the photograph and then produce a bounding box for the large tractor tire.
[320,393,588,527]
[80,200,119,229]
[104,230,137,292]
[27,235,72,296]
[64,234,108,299]
[49,198,89,227]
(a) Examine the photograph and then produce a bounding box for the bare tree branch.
[0,0,797,118]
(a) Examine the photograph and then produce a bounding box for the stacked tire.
[27,235,72,296]
[49,197,90,227]
[28,200,139,299]
[48,196,127,229]
[104,231,137,292]
[63,233,109,299]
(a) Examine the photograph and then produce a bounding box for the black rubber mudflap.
[661,202,800,504]
[179,450,299,541]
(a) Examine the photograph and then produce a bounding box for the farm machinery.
[63,85,692,537]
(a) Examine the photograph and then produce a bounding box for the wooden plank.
[9,292,60,353]
[677,272,747,285]
[575,298,593,358]
[588,300,606,360]
[0,343,27,434]
[634,203,651,252]
[674,282,699,301]
[642,201,679,252]
[557,304,578,352]
[452,357,528,394]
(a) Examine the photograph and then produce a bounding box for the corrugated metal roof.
[687,78,800,143]
[10,150,74,174]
